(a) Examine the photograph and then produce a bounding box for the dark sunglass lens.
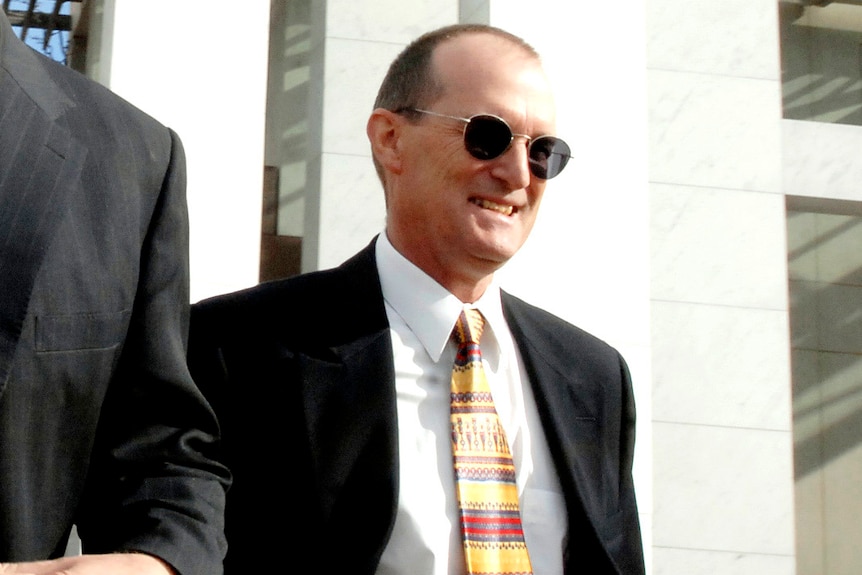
[529,137,571,179]
[464,116,512,160]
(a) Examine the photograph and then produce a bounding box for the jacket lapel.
[0,48,85,394]
[502,292,622,570]
[296,242,400,571]
[298,328,398,513]
[502,292,596,486]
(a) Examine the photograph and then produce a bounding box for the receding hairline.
[373,24,541,112]
[427,24,541,61]
[430,30,544,94]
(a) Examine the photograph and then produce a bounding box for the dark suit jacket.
[0,11,228,574]
[189,239,644,574]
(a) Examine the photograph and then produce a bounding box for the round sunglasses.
[399,108,572,180]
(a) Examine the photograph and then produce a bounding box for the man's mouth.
[470,197,515,216]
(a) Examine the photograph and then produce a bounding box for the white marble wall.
[783,120,862,201]
[648,0,796,573]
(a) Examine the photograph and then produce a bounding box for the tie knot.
[453,308,485,346]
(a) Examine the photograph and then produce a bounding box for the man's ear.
[367,108,404,176]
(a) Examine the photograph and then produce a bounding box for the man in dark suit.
[0,9,227,575]
[189,24,644,574]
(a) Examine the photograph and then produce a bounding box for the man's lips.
[470,197,515,216]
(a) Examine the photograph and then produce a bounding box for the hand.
[0,553,175,575]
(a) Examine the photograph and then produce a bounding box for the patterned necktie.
[450,308,533,575]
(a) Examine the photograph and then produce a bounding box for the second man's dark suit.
[188,239,644,574]
[0,10,228,572]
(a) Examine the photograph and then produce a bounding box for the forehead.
[430,33,556,127]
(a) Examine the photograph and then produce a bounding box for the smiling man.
[188,24,645,575]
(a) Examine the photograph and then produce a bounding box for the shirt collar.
[375,232,506,362]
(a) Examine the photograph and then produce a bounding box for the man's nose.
[489,136,532,189]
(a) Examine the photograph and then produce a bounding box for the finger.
[0,556,83,574]
[0,559,52,574]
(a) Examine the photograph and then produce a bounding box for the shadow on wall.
[779,1,862,127]
[787,199,862,479]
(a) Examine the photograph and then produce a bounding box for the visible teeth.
[472,198,514,216]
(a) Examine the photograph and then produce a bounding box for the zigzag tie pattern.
[451,308,533,575]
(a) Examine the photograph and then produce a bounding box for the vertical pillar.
[648,0,795,572]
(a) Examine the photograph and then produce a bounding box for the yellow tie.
[450,308,533,575]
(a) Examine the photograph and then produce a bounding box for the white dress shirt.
[374,233,567,575]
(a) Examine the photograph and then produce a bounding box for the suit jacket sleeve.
[75,130,229,575]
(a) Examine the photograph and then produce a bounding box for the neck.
[442,274,493,304]
[382,231,495,304]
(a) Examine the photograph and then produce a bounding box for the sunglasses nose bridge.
[508,134,533,163]
[510,133,538,168]
[487,136,533,189]
[501,132,531,160]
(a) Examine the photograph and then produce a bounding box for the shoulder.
[191,241,384,346]
[56,66,172,152]
[4,40,175,156]
[194,244,374,316]
[501,291,624,369]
